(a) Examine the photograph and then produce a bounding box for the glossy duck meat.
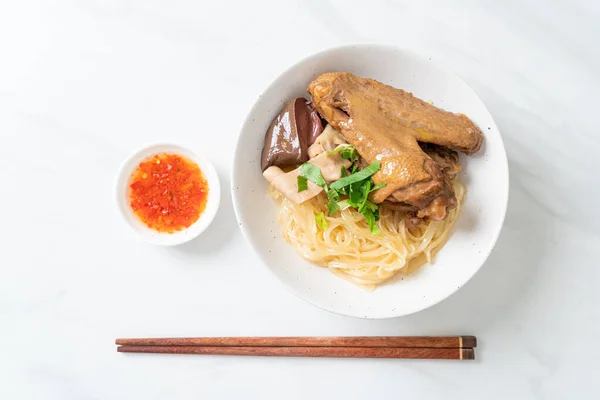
[308,72,482,220]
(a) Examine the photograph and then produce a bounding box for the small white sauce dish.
[116,143,220,246]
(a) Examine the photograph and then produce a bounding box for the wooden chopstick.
[115,336,476,349]
[117,345,474,360]
[115,336,476,360]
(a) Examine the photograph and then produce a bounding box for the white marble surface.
[1,0,599,398]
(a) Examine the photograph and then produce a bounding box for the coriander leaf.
[340,166,347,177]
[327,189,340,216]
[370,182,387,192]
[339,183,349,195]
[337,199,351,210]
[357,180,372,212]
[348,180,367,207]
[362,208,375,231]
[341,148,360,162]
[299,163,327,191]
[328,146,360,163]
[327,145,353,156]
[330,160,381,191]
[362,208,380,235]
[327,201,340,216]
[363,200,378,212]
[351,165,358,174]
[373,208,380,222]
[315,212,328,230]
[297,175,308,192]
[327,188,340,203]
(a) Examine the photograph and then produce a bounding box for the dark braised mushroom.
[261,98,324,171]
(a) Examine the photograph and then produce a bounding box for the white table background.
[1,1,599,399]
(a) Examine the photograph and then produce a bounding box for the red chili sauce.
[129,153,209,233]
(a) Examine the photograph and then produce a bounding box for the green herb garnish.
[301,158,387,235]
[327,145,360,162]
[362,207,379,235]
[330,161,386,234]
[297,175,308,192]
[327,188,339,202]
[362,200,378,213]
[326,189,340,216]
[356,180,372,212]
[336,199,350,210]
[370,182,387,192]
[330,160,381,191]
[315,212,328,230]
[299,163,327,192]
[327,201,340,216]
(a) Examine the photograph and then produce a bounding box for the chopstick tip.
[461,336,477,348]
[461,348,475,360]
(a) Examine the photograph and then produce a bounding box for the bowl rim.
[116,142,221,246]
[231,43,509,318]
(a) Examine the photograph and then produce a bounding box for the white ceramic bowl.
[232,44,509,318]
[117,143,220,246]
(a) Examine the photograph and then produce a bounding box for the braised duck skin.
[308,72,482,220]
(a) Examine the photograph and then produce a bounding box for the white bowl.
[232,44,509,318]
[117,143,220,246]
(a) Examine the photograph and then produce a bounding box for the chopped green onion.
[315,212,328,230]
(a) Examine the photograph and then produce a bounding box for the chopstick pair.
[116,336,477,360]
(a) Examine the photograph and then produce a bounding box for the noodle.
[268,180,466,290]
